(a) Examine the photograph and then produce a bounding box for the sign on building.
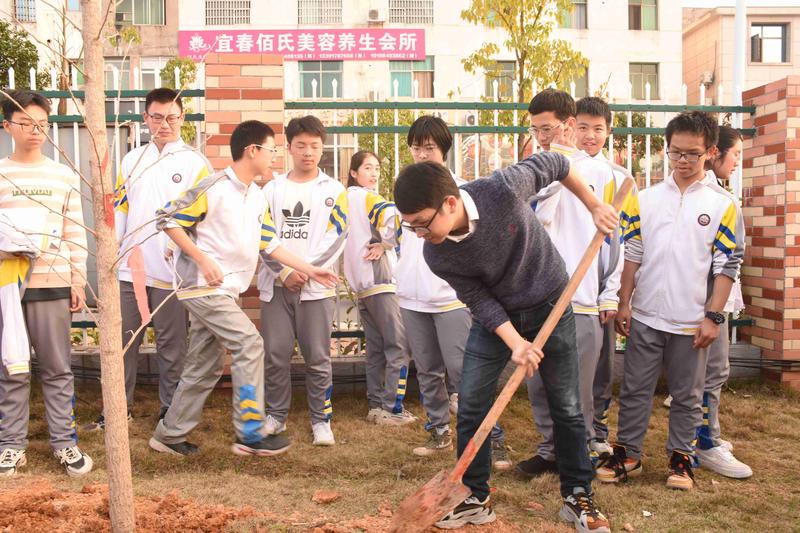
[179,29,426,61]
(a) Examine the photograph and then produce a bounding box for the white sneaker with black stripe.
[54,446,94,477]
[0,448,26,477]
[434,495,496,529]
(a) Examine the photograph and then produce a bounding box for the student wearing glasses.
[396,116,510,470]
[89,88,213,431]
[597,112,743,491]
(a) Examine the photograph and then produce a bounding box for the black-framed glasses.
[401,207,441,236]
[146,112,182,124]
[6,120,49,133]
[666,150,704,163]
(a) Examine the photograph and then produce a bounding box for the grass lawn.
[9,378,800,532]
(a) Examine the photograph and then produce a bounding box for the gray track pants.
[360,293,410,413]
[616,319,708,459]
[0,298,76,450]
[120,281,187,412]
[698,322,729,449]
[527,314,602,460]
[260,287,336,425]
[592,319,616,441]
[153,294,267,444]
[400,307,470,428]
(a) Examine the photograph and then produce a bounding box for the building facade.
[683,5,800,105]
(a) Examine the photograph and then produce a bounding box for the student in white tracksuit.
[343,151,416,426]
[520,90,627,479]
[694,126,752,479]
[597,112,744,491]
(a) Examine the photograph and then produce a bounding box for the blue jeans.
[457,302,593,499]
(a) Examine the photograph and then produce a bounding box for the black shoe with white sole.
[559,489,611,533]
[434,495,496,529]
[231,434,291,456]
[148,437,199,456]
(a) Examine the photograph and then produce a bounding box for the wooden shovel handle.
[450,177,634,481]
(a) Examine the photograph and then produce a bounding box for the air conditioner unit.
[462,113,477,126]
[115,11,133,24]
[368,8,386,22]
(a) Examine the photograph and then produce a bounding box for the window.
[484,61,516,100]
[629,63,658,100]
[14,0,36,22]
[67,0,81,11]
[751,24,789,63]
[558,68,592,99]
[104,59,131,90]
[140,57,169,90]
[300,61,343,98]
[390,56,434,98]
[116,0,165,25]
[388,0,434,25]
[629,0,657,31]
[298,0,342,24]
[560,0,587,30]
[205,0,250,25]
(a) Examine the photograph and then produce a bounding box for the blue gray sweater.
[423,151,571,332]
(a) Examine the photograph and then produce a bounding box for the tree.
[160,57,198,143]
[82,0,136,529]
[613,111,665,177]
[461,0,588,106]
[0,20,49,89]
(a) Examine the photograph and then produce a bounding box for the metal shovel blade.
[388,469,472,533]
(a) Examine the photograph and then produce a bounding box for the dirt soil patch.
[0,479,267,532]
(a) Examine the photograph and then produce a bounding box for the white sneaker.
[264,414,286,435]
[662,395,672,408]
[54,446,94,477]
[449,393,459,416]
[312,421,335,446]
[589,439,613,466]
[366,407,383,424]
[377,409,418,426]
[696,445,752,479]
[0,448,26,477]
[720,439,734,452]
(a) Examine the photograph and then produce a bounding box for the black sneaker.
[595,444,642,483]
[666,451,695,490]
[83,411,133,432]
[516,454,558,479]
[559,489,611,533]
[148,437,199,457]
[231,434,291,457]
[434,495,496,529]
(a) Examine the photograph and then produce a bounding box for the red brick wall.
[740,75,800,389]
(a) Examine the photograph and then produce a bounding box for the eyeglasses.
[250,144,279,155]
[666,150,704,163]
[409,144,440,155]
[7,120,49,133]
[146,113,182,125]
[528,121,566,139]
[401,206,441,236]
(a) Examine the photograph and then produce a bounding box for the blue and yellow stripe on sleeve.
[713,202,737,257]
[259,204,278,250]
[113,171,128,213]
[622,193,641,242]
[365,191,395,229]
[163,192,208,228]
[327,189,348,236]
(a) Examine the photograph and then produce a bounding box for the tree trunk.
[81,1,136,530]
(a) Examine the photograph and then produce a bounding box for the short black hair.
[286,115,326,144]
[527,89,575,121]
[576,96,612,127]
[145,87,183,113]
[230,120,275,161]
[394,161,458,215]
[407,115,452,158]
[665,111,719,149]
[1,90,51,119]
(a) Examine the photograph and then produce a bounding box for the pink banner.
[179,29,425,61]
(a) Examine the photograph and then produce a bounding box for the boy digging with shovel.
[393,151,618,532]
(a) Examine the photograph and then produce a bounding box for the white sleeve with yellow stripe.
[113,168,129,243]
[712,200,744,280]
[307,188,349,269]
[155,173,224,232]
[258,202,281,256]
[598,178,624,311]
[622,192,643,264]
[365,191,399,248]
